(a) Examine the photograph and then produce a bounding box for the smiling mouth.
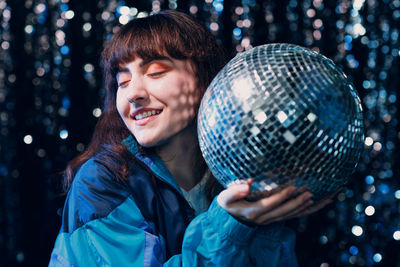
[134,110,162,120]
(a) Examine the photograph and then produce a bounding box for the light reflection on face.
[116,57,201,147]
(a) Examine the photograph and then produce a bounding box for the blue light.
[346,54,354,61]
[242,0,251,5]
[362,80,371,89]
[379,184,389,194]
[60,45,70,55]
[60,3,69,12]
[54,56,62,65]
[365,175,374,184]
[385,169,393,177]
[373,253,382,263]
[289,0,298,8]
[344,43,352,50]
[369,80,376,88]
[38,15,47,24]
[340,252,349,262]
[344,35,352,43]
[115,1,127,16]
[62,97,71,109]
[355,204,363,212]
[213,2,224,13]
[388,94,397,103]
[346,54,359,68]
[381,45,389,54]
[233,27,242,40]
[0,165,8,176]
[349,245,359,255]
[59,129,69,139]
[346,189,354,198]
[368,40,379,49]
[319,235,328,244]
[379,71,387,80]
[233,28,241,37]
[116,6,123,16]
[350,9,358,17]
[336,20,344,29]
[352,61,359,68]
[394,9,400,19]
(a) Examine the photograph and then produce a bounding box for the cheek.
[184,79,202,113]
[175,80,201,122]
[116,90,127,116]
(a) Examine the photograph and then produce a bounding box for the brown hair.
[63,10,227,191]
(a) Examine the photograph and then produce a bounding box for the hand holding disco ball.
[198,43,364,201]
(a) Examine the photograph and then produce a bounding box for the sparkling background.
[0,0,399,266]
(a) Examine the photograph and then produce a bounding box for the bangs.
[103,13,192,74]
[101,9,227,111]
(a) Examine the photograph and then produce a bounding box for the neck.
[155,122,206,191]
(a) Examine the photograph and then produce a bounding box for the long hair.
[63,10,227,192]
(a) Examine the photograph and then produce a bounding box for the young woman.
[49,10,332,266]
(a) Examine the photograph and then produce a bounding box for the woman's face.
[116,57,202,147]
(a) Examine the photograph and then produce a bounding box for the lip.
[130,107,163,126]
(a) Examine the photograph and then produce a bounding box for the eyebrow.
[117,57,173,74]
[117,67,130,73]
[140,56,172,67]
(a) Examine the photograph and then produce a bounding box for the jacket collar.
[122,135,183,195]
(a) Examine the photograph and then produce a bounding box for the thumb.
[217,183,250,207]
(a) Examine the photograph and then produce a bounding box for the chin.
[135,136,164,148]
[137,139,158,148]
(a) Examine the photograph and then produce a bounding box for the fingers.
[217,183,339,226]
[217,182,250,208]
[275,199,316,222]
[252,186,297,213]
[282,194,336,221]
[255,191,313,225]
[218,185,301,223]
[286,200,330,220]
[294,188,341,218]
[289,195,335,219]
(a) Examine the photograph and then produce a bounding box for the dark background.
[0,0,399,266]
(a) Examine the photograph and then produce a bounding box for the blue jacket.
[49,136,298,266]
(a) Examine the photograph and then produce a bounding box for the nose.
[126,77,149,104]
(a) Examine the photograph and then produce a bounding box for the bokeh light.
[1,0,399,266]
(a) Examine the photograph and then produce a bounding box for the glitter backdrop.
[0,0,399,266]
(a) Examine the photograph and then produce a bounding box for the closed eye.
[147,71,166,78]
[116,71,132,89]
[145,62,171,78]
[118,80,130,88]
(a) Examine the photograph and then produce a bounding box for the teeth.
[135,110,161,120]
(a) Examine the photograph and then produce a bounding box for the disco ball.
[197,43,364,201]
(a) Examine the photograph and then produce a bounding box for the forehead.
[117,57,195,74]
[116,56,166,72]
